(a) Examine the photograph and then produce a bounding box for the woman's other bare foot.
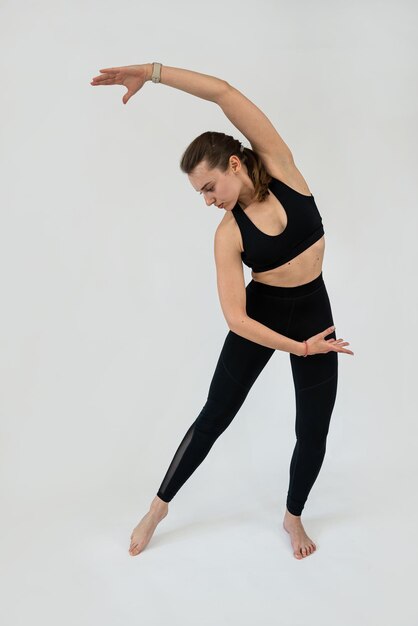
[283,508,317,559]
[129,496,169,556]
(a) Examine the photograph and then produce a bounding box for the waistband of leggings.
[247,271,325,298]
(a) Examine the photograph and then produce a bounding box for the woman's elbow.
[228,313,248,332]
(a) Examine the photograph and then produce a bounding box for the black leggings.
[156,271,338,516]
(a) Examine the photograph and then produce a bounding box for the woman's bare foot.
[129,496,169,556]
[283,508,317,559]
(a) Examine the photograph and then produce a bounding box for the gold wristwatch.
[151,62,162,83]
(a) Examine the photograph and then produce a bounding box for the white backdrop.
[1,0,417,624]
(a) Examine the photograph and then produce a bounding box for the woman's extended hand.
[305,326,354,356]
[90,64,149,104]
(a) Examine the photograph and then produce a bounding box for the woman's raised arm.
[90,63,228,104]
[91,63,293,163]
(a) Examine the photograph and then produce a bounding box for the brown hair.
[179,131,272,203]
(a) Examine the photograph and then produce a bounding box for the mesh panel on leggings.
[157,422,196,502]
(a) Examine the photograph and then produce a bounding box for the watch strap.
[151,62,162,83]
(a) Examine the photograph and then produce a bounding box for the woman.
[90,63,354,560]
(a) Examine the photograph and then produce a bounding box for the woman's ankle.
[150,495,169,513]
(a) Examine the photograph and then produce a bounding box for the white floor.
[2,460,416,626]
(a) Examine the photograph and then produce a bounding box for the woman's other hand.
[305,326,354,356]
[90,64,149,104]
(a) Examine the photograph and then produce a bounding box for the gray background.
[1,0,417,624]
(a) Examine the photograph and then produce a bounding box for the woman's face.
[188,157,244,211]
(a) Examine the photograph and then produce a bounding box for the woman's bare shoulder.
[216,210,244,254]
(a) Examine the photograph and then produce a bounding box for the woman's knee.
[195,391,246,438]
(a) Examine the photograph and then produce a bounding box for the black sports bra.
[231,175,324,273]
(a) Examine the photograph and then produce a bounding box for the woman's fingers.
[91,77,116,85]
[326,338,354,355]
[91,76,111,84]
[92,72,119,80]
[332,343,354,355]
[91,69,121,82]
